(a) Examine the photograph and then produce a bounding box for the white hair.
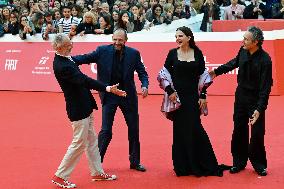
[52,33,70,50]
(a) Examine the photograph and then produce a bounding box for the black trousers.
[232,87,267,170]
[98,93,140,166]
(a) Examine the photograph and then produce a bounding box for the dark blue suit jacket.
[53,54,107,121]
[72,44,149,106]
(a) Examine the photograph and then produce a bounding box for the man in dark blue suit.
[72,29,149,172]
[51,34,126,188]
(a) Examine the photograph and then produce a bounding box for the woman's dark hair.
[117,10,131,30]
[1,6,11,23]
[71,4,82,17]
[152,4,163,16]
[100,12,112,28]
[176,26,198,49]
[19,15,28,29]
[112,10,120,22]
[27,0,38,11]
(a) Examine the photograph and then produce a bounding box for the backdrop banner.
[0,36,283,95]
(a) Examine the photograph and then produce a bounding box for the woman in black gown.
[163,26,228,177]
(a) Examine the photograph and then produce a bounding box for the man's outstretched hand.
[209,70,216,80]
[109,83,127,97]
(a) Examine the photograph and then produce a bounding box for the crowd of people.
[0,0,284,38]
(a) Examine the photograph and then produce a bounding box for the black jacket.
[272,3,284,19]
[7,22,19,35]
[76,22,98,34]
[243,2,268,19]
[53,54,107,121]
[72,45,149,106]
[214,47,273,113]
[200,4,220,32]
[0,25,4,37]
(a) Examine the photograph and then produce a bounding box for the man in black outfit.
[210,26,273,176]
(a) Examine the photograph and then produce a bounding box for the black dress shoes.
[229,166,244,174]
[130,164,146,172]
[256,168,267,176]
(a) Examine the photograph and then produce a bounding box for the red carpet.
[0,91,283,189]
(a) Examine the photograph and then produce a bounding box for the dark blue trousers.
[98,93,140,166]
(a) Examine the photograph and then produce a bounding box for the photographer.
[28,1,45,19]
[223,0,245,20]
[114,10,134,33]
[130,4,146,32]
[200,0,220,32]
[5,12,19,35]
[41,11,58,40]
[243,0,268,19]
[19,15,35,40]
[272,0,284,19]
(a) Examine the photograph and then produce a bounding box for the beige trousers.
[55,113,104,179]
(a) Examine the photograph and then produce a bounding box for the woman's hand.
[139,15,144,22]
[198,98,207,110]
[123,17,129,23]
[133,14,138,20]
[3,24,8,32]
[26,25,32,33]
[95,29,104,34]
[169,92,177,103]
[80,31,85,36]
[23,26,29,33]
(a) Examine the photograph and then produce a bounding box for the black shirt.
[110,47,125,90]
[214,47,273,112]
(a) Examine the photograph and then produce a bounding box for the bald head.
[113,29,128,40]
[112,29,128,51]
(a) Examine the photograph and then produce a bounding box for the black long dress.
[164,48,225,177]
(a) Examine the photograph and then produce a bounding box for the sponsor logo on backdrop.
[32,56,51,75]
[5,49,22,53]
[39,57,49,65]
[204,56,238,75]
[46,50,56,54]
[5,59,18,71]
